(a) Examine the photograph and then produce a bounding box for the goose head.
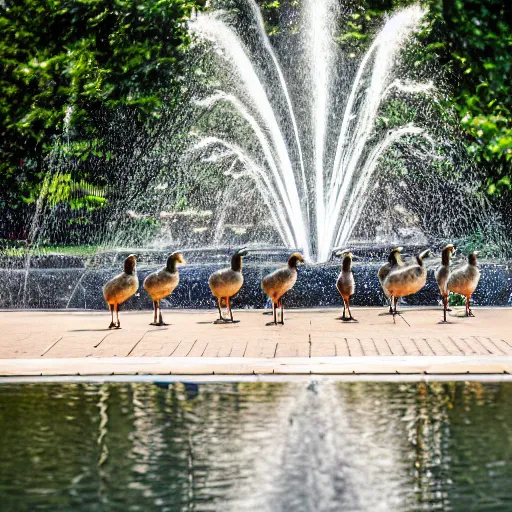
[468,251,479,266]
[388,247,404,265]
[288,252,305,268]
[337,250,353,272]
[124,254,137,275]
[441,244,455,265]
[231,247,249,272]
[167,252,186,271]
[416,249,431,265]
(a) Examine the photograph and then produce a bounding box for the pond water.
[0,381,511,511]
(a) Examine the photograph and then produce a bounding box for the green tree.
[430,0,512,194]
[0,0,204,238]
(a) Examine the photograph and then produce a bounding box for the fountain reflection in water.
[191,2,434,261]
[1,381,512,511]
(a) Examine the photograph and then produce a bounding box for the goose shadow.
[70,329,112,332]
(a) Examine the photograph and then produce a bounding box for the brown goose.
[384,249,430,316]
[377,247,405,314]
[143,252,186,326]
[336,251,357,322]
[103,254,138,329]
[208,248,248,323]
[447,251,480,317]
[435,244,455,322]
[261,252,304,325]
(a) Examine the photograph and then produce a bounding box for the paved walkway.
[1,308,511,376]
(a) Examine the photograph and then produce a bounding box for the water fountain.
[191,2,440,261]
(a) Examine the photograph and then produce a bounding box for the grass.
[0,244,100,257]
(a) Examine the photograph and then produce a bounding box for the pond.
[0,381,511,511]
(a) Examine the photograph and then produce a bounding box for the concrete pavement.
[1,307,511,376]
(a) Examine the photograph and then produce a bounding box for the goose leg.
[392,297,399,323]
[108,304,116,329]
[150,301,158,325]
[442,295,448,322]
[379,295,394,316]
[158,301,168,326]
[467,296,475,317]
[341,299,348,321]
[214,297,226,324]
[227,296,238,323]
[347,299,357,322]
[266,301,277,326]
[279,299,284,325]
[115,304,121,329]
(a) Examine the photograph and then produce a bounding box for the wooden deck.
[1,308,511,376]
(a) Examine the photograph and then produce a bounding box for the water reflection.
[0,381,511,511]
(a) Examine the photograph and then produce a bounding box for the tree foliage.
[428,0,512,194]
[0,0,202,220]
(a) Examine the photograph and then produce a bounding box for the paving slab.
[0,307,511,376]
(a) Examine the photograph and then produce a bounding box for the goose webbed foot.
[468,309,475,317]
[108,322,116,329]
[214,318,230,324]
[115,322,121,329]
[266,321,278,326]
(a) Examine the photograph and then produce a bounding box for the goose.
[208,248,248,323]
[261,252,304,325]
[384,249,430,316]
[336,250,357,322]
[143,252,185,326]
[435,244,455,322]
[377,247,405,314]
[103,254,138,329]
[447,251,480,317]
